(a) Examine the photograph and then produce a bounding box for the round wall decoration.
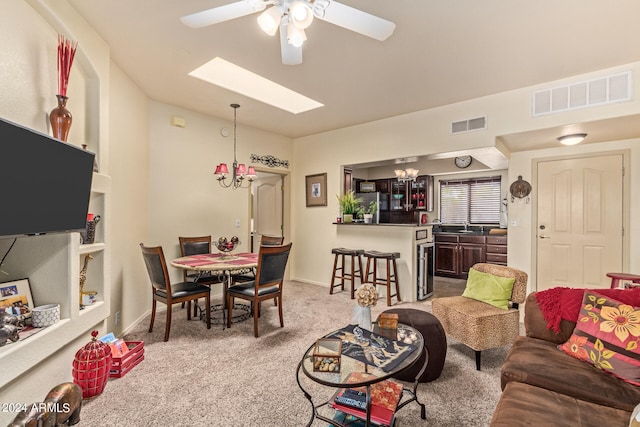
[454,156,472,168]
[509,175,532,201]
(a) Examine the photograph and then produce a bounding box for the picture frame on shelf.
[306,173,328,207]
[360,182,376,192]
[0,278,35,313]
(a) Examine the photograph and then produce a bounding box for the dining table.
[170,252,259,326]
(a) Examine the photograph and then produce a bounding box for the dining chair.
[179,235,224,316]
[231,235,285,285]
[140,243,211,342]
[227,243,292,337]
[260,235,284,246]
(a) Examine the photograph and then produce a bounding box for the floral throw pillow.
[558,291,640,385]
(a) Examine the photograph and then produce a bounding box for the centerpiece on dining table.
[216,236,240,258]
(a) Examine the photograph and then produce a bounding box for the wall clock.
[455,155,472,168]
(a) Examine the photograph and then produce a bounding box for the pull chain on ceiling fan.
[180,0,396,65]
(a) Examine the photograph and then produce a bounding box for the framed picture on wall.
[0,278,34,313]
[306,173,328,207]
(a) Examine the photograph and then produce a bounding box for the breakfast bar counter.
[333,224,433,303]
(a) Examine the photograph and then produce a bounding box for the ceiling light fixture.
[394,160,419,183]
[214,104,256,189]
[181,0,396,66]
[259,1,314,48]
[290,1,314,29]
[257,5,283,36]
[557,133,587,146]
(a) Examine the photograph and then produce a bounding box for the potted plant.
[336,191,362,223]
[363,201,378,224]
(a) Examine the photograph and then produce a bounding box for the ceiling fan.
[180,0,396,65]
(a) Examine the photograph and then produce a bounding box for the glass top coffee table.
[296,323,427,426]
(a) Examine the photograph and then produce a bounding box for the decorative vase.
[50,94,72,142]
[363,214,373,224]
[72,330,112,399]
[83,215,101,244]
[353,305,372,331]
[343,214,353,223]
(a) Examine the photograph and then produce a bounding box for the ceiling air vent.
[532,71,632,116]
[451,116,487,134]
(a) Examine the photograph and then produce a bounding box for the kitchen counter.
[333,224,433,302]
[333,222,424,227]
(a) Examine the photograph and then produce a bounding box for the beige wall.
[290,62,640,290]
[146,101,293,286]
[107,62,150,336]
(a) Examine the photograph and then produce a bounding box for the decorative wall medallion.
[250,154,289,169]
[510,175,532,202]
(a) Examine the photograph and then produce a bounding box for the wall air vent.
[451,116,487,134]
[532,70,632,117]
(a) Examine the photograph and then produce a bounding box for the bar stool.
[607,272,640,289]
[363,250,401,306]
[330,248,364,298]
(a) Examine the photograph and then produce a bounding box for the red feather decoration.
[57,35,78,97]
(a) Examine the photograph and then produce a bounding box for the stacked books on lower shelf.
[329,372,403,427]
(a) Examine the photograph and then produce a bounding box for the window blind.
[439,177,501,224]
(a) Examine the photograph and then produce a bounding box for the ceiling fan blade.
[316,1,396,41]
[180,1,267,29]
[280,23,302,65]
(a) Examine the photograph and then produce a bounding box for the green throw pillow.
[462,268,515,310]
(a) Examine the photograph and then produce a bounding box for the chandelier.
[214,104,256,189]
[394,160,419,183]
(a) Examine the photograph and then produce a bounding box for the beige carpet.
[79,279,508,426]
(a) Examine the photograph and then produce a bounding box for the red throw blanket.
[535,287,640,333]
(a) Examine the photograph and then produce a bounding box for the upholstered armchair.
[432,263,528,370]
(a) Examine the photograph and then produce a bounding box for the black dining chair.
[231,235,285,285]
[227,243,292,337]
[179,235,225,316]
[140,243,211,342]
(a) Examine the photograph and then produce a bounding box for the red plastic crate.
[109,341,144,378]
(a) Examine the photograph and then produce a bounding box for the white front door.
[536,155,623,291]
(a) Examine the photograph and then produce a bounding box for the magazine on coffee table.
[327,324,416,372]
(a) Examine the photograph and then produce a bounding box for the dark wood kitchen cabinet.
[434,234,487,279]
[486,235,508,265]
[459,236,486,277]
[410,175,434,211]
[374,179,390,193]
[434,234,459,276]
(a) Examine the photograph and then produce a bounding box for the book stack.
[100,332,129,357]
[329,372,403,427]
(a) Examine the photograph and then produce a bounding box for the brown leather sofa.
[490,292,640,426]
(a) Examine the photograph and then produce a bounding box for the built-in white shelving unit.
[0,171,111,389]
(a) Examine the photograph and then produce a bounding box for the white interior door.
[536,155,623,291]
[252,173,283,246]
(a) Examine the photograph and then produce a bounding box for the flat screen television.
[0,117,94,239]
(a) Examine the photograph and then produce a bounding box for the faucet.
[464,221,470,231]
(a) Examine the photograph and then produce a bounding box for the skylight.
[188,57,324,114]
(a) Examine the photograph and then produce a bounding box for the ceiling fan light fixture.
[287,23,306,47]
[290,1,314,29]
[257,6,283,36]
[557,133,587,146]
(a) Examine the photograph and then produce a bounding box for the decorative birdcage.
[72,330,112,399]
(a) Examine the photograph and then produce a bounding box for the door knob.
[539,234,550,239]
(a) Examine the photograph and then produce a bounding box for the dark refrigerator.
[355,192,388,224]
